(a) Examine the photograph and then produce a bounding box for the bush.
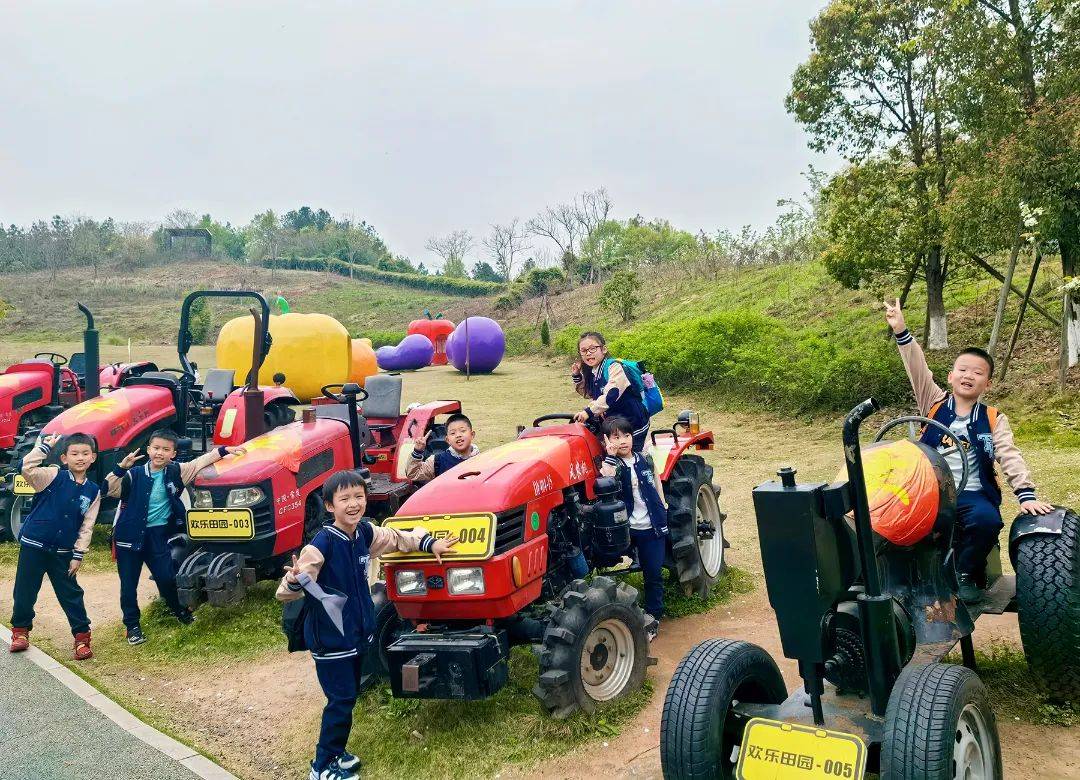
[599,270,641,322]
[503,326,535,357]
[361,329,406,349]
[517,267,566,297]
[540,319,551,346]
[188,295,212,345]
[493,289,524,312]
[263,257,502,297]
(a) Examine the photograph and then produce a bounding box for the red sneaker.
[9,627,29,652]
[73,631,93,661]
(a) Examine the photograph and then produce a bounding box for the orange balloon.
[349,338,379,387]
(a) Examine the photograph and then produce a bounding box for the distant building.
[164,227,212,257]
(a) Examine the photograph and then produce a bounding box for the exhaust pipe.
[77,303,100,399]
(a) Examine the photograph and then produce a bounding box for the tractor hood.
[194,419,349,486]
[41,385,175,451]
[0,367,49,403]
[398,430,600,517]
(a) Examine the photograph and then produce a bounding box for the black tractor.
[660,398,1078,779]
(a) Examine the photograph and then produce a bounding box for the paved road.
[0,646,208,780]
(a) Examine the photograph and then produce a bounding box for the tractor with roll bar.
[660,397,1079,780]
[0,290,299,541]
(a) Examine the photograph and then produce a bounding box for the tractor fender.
[1008,506,1068,566]
[651,430,714,481]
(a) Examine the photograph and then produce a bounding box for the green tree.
[599,270,641,323]
[540,319,551,346]
[471,260,502,283]
[442,256,467,278]
[189,295,212,345]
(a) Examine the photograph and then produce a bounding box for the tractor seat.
[200,369,236,404]
[361,374,402,420]
[68,352,87,380]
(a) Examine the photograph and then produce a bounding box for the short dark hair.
[147,429,179,448]
[601,415,634,437]
[273,372,286,384]
[957,347,995,378]
[446,413,472,430]
[322,469,369,506]
[62,432,97,454]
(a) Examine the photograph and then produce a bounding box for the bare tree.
[574,188,613,237]
[425,230,474,269]
[482,219,531,283]
[527,204,580,256]
[164,209,198,229]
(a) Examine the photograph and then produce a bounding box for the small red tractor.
[176,377,463,605]
[0,303,158,465]
[376,411,727,716]
[0,291,298,541]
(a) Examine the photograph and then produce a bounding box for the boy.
[599,416,666,641]
[406,412,479,481]
[106,429,246,644]
[273,372,287,388]
[277,469,456,780]
[884,299,1053,602]
[9,433,100,660]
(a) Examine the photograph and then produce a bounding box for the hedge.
[263,257,502,297]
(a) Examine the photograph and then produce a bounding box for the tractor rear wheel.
[302,494,329,545]
[263,401,296,432]
[1,428,45,541]
[660,639,787,780]
[665,455,725,598]
[1014,508,1080,701]
[533,576,650,717]
[882,662,1001,780]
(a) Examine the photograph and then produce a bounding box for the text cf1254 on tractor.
[0,291,299,542]
[660,399,1079,780]
[177,376,463,606]
[375,411,726,717]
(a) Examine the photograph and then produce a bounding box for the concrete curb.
[0,624,239,780]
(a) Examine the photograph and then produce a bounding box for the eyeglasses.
[579,345,603,356]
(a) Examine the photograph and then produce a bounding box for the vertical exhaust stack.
[242,306,267,439]
[77,303,100,400]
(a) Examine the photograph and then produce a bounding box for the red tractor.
[177,377,463,605]
[376,411,727,716]
[0,291,298,541]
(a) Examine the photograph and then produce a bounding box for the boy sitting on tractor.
[106,429,247,644]
[406,412,479,481]
[9,433,100,660]
[277,469,457,780]
[884,299,1053,602]
[599,416,667,641]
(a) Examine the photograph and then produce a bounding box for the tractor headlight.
[191,489,214,509]
[395,569,427,596]
[227,487,265,507]
[448,567,485,595]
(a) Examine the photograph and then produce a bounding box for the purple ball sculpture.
[445,316,505,374]
[375,333,435,371]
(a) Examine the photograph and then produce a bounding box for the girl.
[571,331,650,452]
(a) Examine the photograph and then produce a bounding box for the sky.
[0,0,834,269]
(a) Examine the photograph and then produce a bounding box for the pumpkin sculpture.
[349,338,379,387]
[407,311,456,366]
[217,312,350,402]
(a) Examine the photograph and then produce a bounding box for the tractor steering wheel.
[532,413,601,434]
[874,415,970,494]
[35,352,67,365]
[158,367,196,381]
[321,383,370,404]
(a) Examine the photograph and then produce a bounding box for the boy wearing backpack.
[885,299,1053,603]
[277,469,457,780]
[571,331,662,452]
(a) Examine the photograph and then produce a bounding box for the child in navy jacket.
[598,416,667,641]
[277,470,457,780]
[106,428,246,644]
[9,433,100,660]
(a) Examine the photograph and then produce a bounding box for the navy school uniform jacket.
[17,442,101,559]
[600,452,669,537]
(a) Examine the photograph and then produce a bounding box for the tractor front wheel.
[882,662,1001,780]
[534,576,650,718]
[359,581,407,690]
[660,639,787,780]
[0,493,30,542]
[1014,508,1080,701]
[665,454,725,598]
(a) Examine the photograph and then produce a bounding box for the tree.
[599,270,641,323]
[442,256,467,278]
[482,218,531,284]
[164,209,197,229]
[425,230,473,277]
[471,261,502,283]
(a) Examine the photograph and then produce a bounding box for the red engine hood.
[398,431,600,516]
[195,419,349,486]
[0,369,50,401]
[42,385,175,451]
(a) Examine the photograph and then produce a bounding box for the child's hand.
[224,446,246,457]
[571,361,582,375]
[574,410,589,423]
[42,433,62,448]
[68,558,81,577]
[1020,499,1054,515]
[603,434,621,457]
[883,298,907,334]
[118,448,144,469]
[413,430,430,450]
[283,553,300,584]
[431,535,458,564]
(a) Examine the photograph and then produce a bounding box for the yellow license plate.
[187,508,255,540]
[13,474,36,495]
[381,513,496,561]
[737,718,867,779]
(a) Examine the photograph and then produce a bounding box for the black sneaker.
[176,609,195,626]
[957,573,982,604]
[127,626,147,645]
[332,753,361,776]
[643,614,660,643]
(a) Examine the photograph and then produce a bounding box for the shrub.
[188,295,212,345]
[361,329,406,349]
[493,289,524,312]
[540,319,551,346]
[503,326,535,357]
[599,270,641,322]
[262,257,501,297]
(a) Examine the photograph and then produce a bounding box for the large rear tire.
[534,576,650,717]
[665,455,725,598]
[660,639,787,780]
[882,662,1001,780]
[1,427,45,541]
[1014,508,1080,701]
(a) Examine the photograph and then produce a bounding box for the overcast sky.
[0,1,833,268]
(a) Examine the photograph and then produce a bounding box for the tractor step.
[969,574,1017,617]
